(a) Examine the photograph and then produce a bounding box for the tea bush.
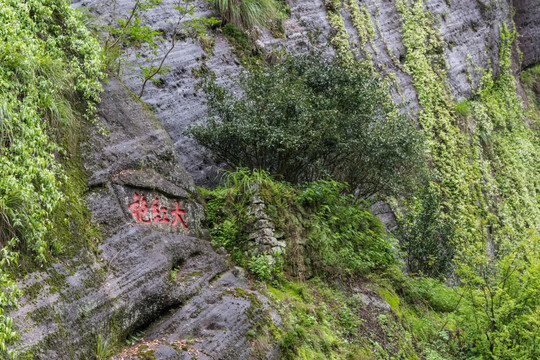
[188,55,424,198]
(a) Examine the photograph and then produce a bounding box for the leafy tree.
[187,55,424,198]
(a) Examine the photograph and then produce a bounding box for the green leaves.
[212,0,282,30]
[0,0,104,354]
[456,234,540,359]
[248,254,274,281]
[300,179,397,279]
[188,54,424,198]
[203,170,396,282]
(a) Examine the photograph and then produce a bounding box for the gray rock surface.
[117,271,280,360]
[9,76,280,359]
[515,0,540,68]
[73,0,538,188]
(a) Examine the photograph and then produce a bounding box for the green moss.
[23,282,44,303]
[455,99,473,117]
[0,1,104,353]
[137,345,156,360]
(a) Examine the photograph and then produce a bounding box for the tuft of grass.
[95,334,113,360]
[212,0,280,29]
[455,99,473,117]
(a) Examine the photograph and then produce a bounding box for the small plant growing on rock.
[248,254,273,281]
[103,0,219,97]
[170,266,181,281]
[95,333,113,360]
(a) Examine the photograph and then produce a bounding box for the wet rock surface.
[9,76,280,359]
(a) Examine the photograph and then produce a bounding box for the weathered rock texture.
[15,0,540,357]
[515,0,540,68]
[9,76,279,359]
[74,0,540,187]
[248,193,286,256]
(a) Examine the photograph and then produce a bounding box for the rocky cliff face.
[515,0,540,68]
[12,0,539,358]
[74,0,539,188]
[9,77,279,359]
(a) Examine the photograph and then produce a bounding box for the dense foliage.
[0,0,104,355]
[199,170,471,359]
[202,170,397,281]
[188,55,424,198]
[298,179,397,278]
[325,0,540,357]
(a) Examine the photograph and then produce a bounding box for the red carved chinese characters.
[171,200,188,229]
[159,206,171,224]
[151,197,161,223]
[139,194,150,224]
[129,193,187,229]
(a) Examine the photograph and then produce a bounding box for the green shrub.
[248,254,273,281]
[221,23,264,67]
[456,235,540,359]
[395,187,456,277]
[455,100,472,117]
[299,179,397,278]
[188,55,424,198]
[222,23,249,48]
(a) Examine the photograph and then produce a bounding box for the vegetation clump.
[200,170,471,358]
[188,55,424,198]
[202,170,397,281]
